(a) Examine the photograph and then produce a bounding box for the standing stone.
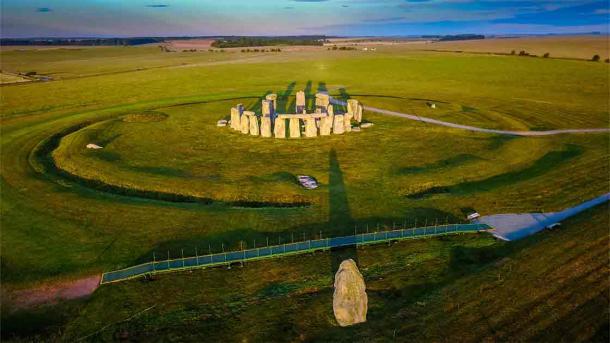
[249,115,260,136]
[262,100,274,117]
[320,116,333,136]
[296,91,306,113]
[240,112,251,134]
[265,94,277,112]
[274,117,286,138]
[260,117,272,138]
[348,100,363,123]
[304,118,317,137]
[355,104,363,123]
[327,104,335,117]
[315,93,330,112]
[230,107,239,130]
[230,104,244,130]
[333,259,368,327]
[333,115,345,134]
[344,112,353,132]
[289,117,301,138]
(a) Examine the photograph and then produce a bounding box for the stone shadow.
[247,90,272,113]
[328,148,359,274]
[277,81,296,113]
[317,81,328,93]
[304,80,313,110]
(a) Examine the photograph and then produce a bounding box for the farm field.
[412,35,610,60]
[1,41,609,341]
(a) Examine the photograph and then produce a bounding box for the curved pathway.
[478,193,610,241]
[330,98,610,136]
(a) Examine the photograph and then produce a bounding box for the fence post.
[167,251,170,269]
[195,248,198,265]
[153,252,156,272]
[182,249,185,268]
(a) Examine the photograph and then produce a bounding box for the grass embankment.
[3,204,603,342]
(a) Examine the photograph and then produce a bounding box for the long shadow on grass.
[247,90,272,113]
[406,144,582,199]
[277,81,296,113]
[304,80,313,110]
[328,148,359,274]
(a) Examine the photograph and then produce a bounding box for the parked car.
[297,175,318,189]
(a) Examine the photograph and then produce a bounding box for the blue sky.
[1,1,609,37]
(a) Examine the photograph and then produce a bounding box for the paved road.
[478,193,610,241]
[330,98,610,136]
[101,223,490,284]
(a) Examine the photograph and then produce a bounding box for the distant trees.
[510,50,516,55]
[212,36,323,48]
[438,34,485,41]
[543,52,550,58]
[328,45,356,51]
[591,54,600,62]
[240,48,282,53]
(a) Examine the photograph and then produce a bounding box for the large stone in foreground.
[333,259,368,327]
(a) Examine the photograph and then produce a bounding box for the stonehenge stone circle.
[262,100,274,118]
[249,115,260,136]
[240,112,251,134]
[265,94,277,112]
[344,112,353,132]
[320,116,333,136]
[274,117,286,138]
[224,91,366,139]
[333,259,368,327]
[230,104,244,130]
[289,117,301,138]
[304,118,317,137]
[296,91,306,113]
[260,117,272,138]
[333,115,345,134]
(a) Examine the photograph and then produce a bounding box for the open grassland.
[1,45,608,287]
[3,205,606,342]
[415,35,610,60]
[0,42,608,340]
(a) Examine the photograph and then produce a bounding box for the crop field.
[1,43,608,341]
[419,35,610,60]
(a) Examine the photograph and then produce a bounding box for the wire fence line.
[100,223,491,284]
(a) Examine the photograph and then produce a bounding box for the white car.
[297,175,318,189]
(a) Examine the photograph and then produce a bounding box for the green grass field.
[1,43,608,341]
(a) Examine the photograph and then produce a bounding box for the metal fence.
[100,223,491,284]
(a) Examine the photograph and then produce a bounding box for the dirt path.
[4,275,101,311]
[330,98,610,136]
